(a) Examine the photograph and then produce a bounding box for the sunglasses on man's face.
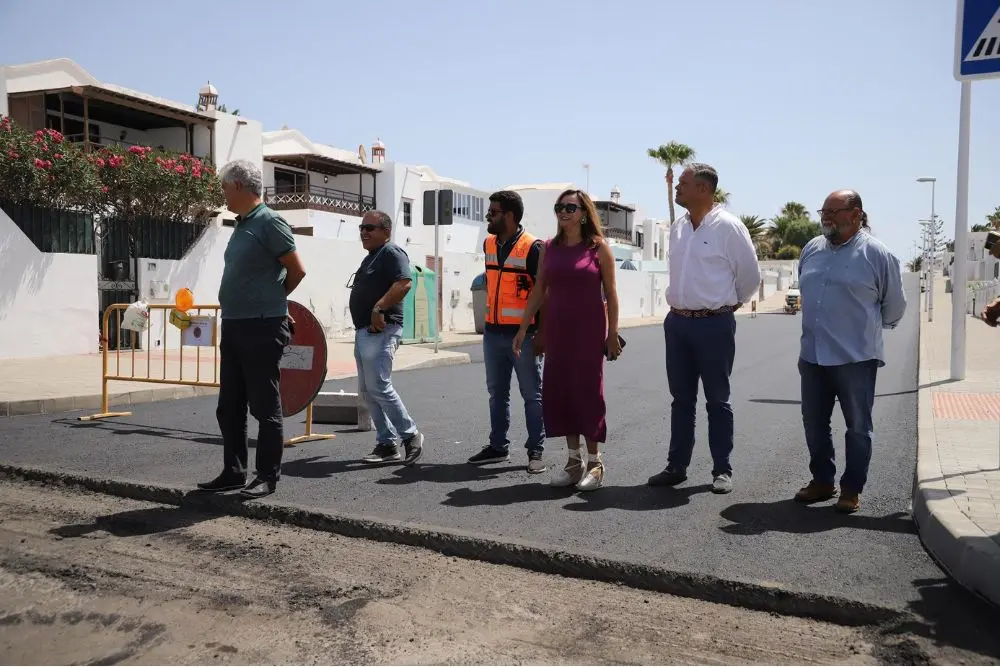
[359,224,382,232]
[554,203,581,214]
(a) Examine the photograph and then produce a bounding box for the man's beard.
[487,221,503,235]
[822,224,839,241]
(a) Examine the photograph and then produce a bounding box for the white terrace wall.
[0,208,97,359]
[137,224,486,350]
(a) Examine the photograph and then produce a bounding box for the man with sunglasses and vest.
[467,190,547,473]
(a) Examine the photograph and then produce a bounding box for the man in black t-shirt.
[349,210,424,466]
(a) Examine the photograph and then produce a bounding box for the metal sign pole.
[434,196,440,354]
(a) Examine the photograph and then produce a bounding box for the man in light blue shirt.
[794,190,906,514]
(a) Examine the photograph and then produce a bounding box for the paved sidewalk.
[915,277,1000,607]
[0,337,469,418]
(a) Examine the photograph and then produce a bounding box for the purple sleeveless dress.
[541,239,608,443]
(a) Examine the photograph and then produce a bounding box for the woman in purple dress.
[514,189,621,491]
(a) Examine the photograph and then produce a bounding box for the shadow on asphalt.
[748,379,961,406]
[374,463,527,485]
[55,417,235,447]
[718,499,916,536]
[441,482,715,511]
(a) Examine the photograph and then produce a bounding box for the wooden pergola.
[7,84,217,162]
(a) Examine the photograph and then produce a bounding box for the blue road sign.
[955,0,1000,81]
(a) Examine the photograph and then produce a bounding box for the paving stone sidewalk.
[915,278,1000,607]
[0,337,470,417]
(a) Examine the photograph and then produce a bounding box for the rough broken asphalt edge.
[0,462,917,632]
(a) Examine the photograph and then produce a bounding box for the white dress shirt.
[666,205,761,310]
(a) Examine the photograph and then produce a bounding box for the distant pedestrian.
[349,210,424,466]
[794,190,906,513]
[198,159,306,499]
[467,191,546,473]
[751,300,757,318]
[514,189,621,491]
[648,163,760,494]
[979,241,1000,325]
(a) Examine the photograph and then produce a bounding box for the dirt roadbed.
[0,479,985,665]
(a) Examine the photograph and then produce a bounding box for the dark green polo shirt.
[218,203,296,320]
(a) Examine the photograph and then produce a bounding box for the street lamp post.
[917,177,937,322]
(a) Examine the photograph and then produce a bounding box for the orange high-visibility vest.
[484,232,537,326]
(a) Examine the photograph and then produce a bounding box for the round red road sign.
[279,301,328,418]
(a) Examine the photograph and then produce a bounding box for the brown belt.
[670,304,738,318]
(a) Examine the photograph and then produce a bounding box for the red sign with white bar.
[279,300,328,417]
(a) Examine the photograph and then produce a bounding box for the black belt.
[670,305,738,318]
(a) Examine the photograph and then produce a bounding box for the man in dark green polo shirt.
[197,159,306,499]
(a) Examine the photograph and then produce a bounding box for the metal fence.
[80,303,335,447]
[966,280,1000,316]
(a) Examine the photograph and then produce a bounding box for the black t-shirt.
[349,242,411,329]
[484,228,543,334]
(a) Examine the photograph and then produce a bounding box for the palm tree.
[739,214,768,243]
[714,188,731,207]
[779,201,810,220]
[647,141,696,224]
[986,206,1000,230]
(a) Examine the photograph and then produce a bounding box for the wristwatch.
[373,305,384,315]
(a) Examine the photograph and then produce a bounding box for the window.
[402,199,412,227]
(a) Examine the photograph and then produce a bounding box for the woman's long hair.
[553,189,604,248]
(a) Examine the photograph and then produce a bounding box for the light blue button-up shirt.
[798,230,907,367]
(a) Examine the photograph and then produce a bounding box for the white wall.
[0,208,97,359]
[0,67,7,116]
[515,186,568,241]
[139,224,371,348]
[212,112,262,172]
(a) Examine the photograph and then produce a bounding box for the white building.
[0,57,674,361]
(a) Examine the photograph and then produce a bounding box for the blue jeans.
[355,324,418,445]
[798,358,878,493]
[664,311,736,476]
[483,328,544,454]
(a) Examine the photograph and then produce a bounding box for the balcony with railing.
[604,227,638,246]
[264,184,376,216]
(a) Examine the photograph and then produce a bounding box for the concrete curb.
[0,462,915,629]
[912,371,1000,608]
[0,385,218,419]
[1,352,472,418]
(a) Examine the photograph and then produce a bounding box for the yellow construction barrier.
[79,303,334,447]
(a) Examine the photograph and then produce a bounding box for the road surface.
[1,278,999,660]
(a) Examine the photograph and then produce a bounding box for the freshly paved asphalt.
[2,278,999,650]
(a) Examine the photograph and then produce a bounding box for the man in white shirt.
[648,163,760,494]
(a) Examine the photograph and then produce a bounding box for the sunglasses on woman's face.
[554,203,580,214]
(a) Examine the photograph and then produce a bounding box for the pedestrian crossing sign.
[955,0,1000,80]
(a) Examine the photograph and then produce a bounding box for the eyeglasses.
[817,207,854,218]
[359,224,383,232]
[554,203,581,214]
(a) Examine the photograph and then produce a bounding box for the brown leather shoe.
[835,489,861,513]
[794,481,837,503]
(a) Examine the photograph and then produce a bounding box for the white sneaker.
[712,473,733,494]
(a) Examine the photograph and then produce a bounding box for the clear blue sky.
[3,0,999,262]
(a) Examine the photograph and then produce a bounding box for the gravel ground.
[2,479,983,666]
